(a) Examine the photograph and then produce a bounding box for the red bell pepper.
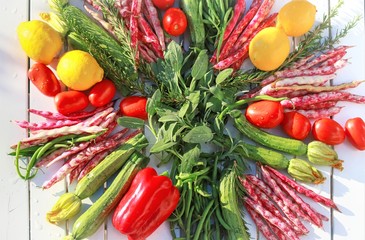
[112,167,180,240]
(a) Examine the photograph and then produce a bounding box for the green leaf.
[150,140,177,153]
[158,114,179,123]
[209,86,225,101]
[181,144,201,173]
[178,100,191,118]
[187,91,201,113]
[147,89,161,116]
[117,117,145,129]
[216,68,233,85]
[191,50,209,80]
[165,41,183,72]
[206,96,222,113]
[183,126,214,143]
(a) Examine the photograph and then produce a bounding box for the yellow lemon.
[249,27,290,71]
[277,0,317,37]
[56,50,104,91]
[16,20,63,64]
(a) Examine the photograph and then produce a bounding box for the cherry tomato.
[152,0,174,10]
[245,100,284,128]
[281,111,311,140]
[88,79,116,107]
[312,118,345,145]
[54,90,89,115]
[119,96,148,120]
[162,8,187,36]
[345,117,365,150]
[28,63,61,97]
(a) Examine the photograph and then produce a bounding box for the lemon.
[249,27,290,71]
[17,20,63,64]
[277,0,316,37]
[56,50,104,91]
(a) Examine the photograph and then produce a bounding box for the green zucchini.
[232,111,308,156]
[76,133,147,199]
[219,169,250,240]
[180,0,206,49]
[64,152,149,240]
[235,142,290,169]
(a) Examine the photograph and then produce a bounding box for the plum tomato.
[119,96,148,120]
[88,79,116,107]
[54,90,89,115]
[245,100,284,128]
[28,63,61,97]
[281,111,311,140]
[162,8,187,36]
[345,117,365,150]
[152,0,174,10]
[312,118,345,145]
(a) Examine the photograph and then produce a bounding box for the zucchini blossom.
[307,141,344,171]
[46,193,81,224]
[288,158,326,184]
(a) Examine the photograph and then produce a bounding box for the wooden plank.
[330,0,365,240]
[0,1,30,240]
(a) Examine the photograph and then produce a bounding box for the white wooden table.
[0,0,364,239]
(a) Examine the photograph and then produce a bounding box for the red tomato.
[54,90,89,115]
[119,96,148,120]
[162,8,187,36]
[281,111,311,140]
[245,100,284,128]
[312,118,345,145]
[345,117,365,150]
[28,63,61,97]
[88,79,116,107]
[152,0,174,10]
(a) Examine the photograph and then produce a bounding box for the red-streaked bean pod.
[288,101,338,110]
[347,93,365,103]
[261,165,322,227]
[245,203,279,240]
[276,80,364,93]
[45,141,91,167]
[265,166,339,210]
[12,125,106,150]
[143,0,165,51]
[293,106,344,119]
[28,103,113,121]
[298,46,350,70]
[138,17,164,59]
[244,196,300,240]
[68,160,87,184]
[229,13,278,70]
[230,0,275,54]
[240,177,304,235]
[280,91,351,108]
[246,175,309,233]
[77,149,113,181]
[13,119,80,131]
[222,0,247,42]
[36,147,66,168]
[260,65,342,87]
[42,129,131,189]
[275,74,336,88]
[263,166,327,226]
[139,43,158,63]
[130,0,142,60]
[76,107,114,127]
[259,166,314,224]
[214,12,277,70]
[211,0,261,63]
